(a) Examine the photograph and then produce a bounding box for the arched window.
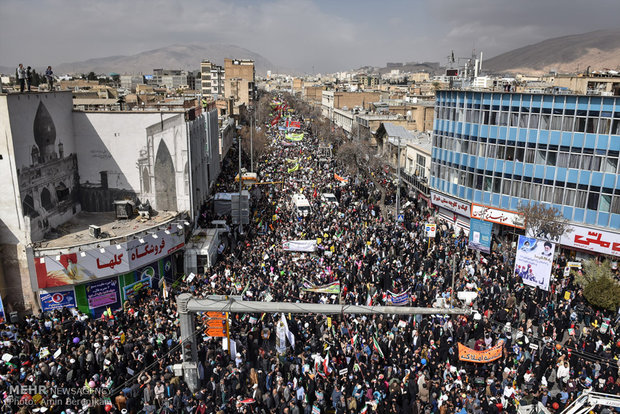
[41,187,53,211]
[142,166,150,193]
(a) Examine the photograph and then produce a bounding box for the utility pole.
[250,110,254,173]
[238,130,243,235]
[395,136,402,223]
[451,253,456,308]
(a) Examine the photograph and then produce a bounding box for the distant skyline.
[1,0,619,74]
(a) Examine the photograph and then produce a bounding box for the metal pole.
[238,129,243,233]
[395,136,402,223]
[185,297,472,316]
[250,112,254,173]
[451,253,456,308]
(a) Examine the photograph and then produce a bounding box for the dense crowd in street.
[1,96,619,414]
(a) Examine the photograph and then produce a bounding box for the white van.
[291,194,311,217]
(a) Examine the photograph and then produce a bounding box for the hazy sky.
[1,0,618,73]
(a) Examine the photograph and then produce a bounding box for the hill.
[1,44,278,76]
[484,29,620,75]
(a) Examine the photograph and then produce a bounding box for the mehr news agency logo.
[5,384,111,408]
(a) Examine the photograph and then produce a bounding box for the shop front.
[34,227,184,317]
[431,191,471,235]
[559,224,620,261]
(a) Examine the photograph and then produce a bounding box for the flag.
[162,279,168,299]
[281,313,295,350]
[365,293,372,306]
[323,351,332,376]
[360,404,368,414]
[372,336,384,359]
[351,334,358,347]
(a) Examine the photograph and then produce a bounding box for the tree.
[87,71,97,81]
[573,260,620,311]
[517,203,571,242]
[239,125,269,165]
[335,140,379,175]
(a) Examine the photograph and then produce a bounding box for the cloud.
[0,0,618,73]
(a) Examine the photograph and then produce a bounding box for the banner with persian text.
[35,227,184,289]
[458,340,504,363]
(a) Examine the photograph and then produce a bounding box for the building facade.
[431,90,620,238]
[224,59,255,107]
[201,61,225,97]
[0,92,222,313]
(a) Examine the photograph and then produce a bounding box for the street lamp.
[395,136,402,223]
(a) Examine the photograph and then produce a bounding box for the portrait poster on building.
[468,219,493,253]
[40,290,77,312]
[514,236,556,291]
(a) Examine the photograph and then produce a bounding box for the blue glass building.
[430,91,620,230]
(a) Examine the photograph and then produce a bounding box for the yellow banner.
[458,340,504,363]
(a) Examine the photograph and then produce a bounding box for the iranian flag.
[372,336,384,359]
[351,333,358,347]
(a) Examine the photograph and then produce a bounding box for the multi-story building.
[224,59,255,108]
[200,61,225,97]
[430,90,620,254]
[0,91,223,315]
[152,69,188,90]
[120,75,145,92]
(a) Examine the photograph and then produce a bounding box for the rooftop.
[34,210,178,250]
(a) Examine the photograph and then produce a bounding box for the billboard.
[514,236,555,291]
[35,227,184,288]
[559,224,620,258]
[471,203,525,229]
[40,290,77,312]
[469,219,492,253]
[85,278,119,310]
[431,191,470,217]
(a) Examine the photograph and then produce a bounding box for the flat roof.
[34,210,178,250]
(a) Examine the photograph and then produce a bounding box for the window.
[515,148,525,162]
[511,181,521,197]
[581,155,593,170]
[540,115,550,129]
[569,154,580,169]
[493,177,501,193]
[586,118,598,134]
[503,180,511,195]
[519,114,529,128]
[525,149,535,163]
[599,194,611,213]
[505,147,515,161]
[565,189,575,205]
[497,146,505,159]
[529,114,539,129]
[587,192,599,210]
[575,117,586,132]
[612,196,620,215]
[521,182,530,198]
[562,117,574,132]
[554,188,564,204]
[603,157,618,173]
[469,142,478,155]
[478,143,486,157]
[510,113,519,127]
[551,115,562,130]
[475,175,483,190]
[500,112,509,126]
[535,150,546,164]
[541,186,553,202]
[556,153,568,168]
[575,190,587,208]
[547,152,557,166]
[487,144,497,158]
[484,176,492,191]
[599,118,611,134]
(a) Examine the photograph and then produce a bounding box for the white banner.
[514,236,555,291]
[559,224,620,258]
[430,191,470,217]
[126,229,185,268]
[282,240,317,252]
[471,203,525,229]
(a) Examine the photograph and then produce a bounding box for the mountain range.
[483,29,620,74]
[0,43,278,76]
[2,29,620,78]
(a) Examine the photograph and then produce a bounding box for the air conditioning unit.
[89,225,101,239]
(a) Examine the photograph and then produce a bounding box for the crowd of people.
[0,96,619,414]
